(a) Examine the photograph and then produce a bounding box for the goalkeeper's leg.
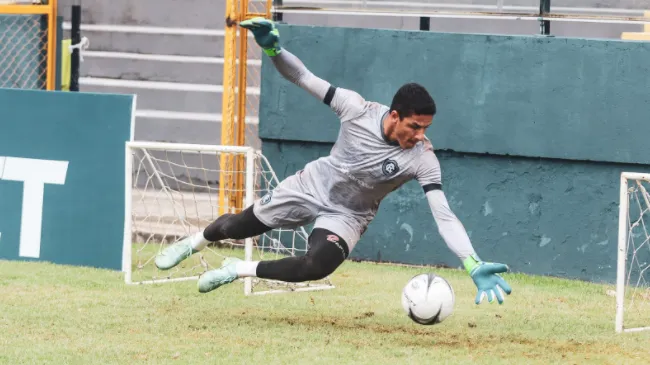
[155,172,318,270]
[197,228,349,293]
[154,205,272,270]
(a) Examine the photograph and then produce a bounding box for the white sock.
[189,231,210,251]
[235,261,259,278]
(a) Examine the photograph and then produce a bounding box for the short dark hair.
[389,82,436,119]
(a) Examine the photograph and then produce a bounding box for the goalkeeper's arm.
[417,148,512,304]
[239,17,365,121]
[425,188,476,263]
[269,49,332,105]
[426,188,513,304]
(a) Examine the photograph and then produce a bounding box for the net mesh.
[127,143,333,294]
[620,177,650,331]
[0,13,49,89]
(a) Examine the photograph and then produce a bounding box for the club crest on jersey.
[326,234,339,243]
[260,191,273,205]
[382,159,400,176]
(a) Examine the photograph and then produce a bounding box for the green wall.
[0,88,134,270]
[259,25,650,284]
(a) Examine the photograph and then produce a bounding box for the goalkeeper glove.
[463,254,512,305]
[239,17,282,57]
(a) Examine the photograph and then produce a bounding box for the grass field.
[1,251,649,365]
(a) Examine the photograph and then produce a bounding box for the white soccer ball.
[401,273,455,325]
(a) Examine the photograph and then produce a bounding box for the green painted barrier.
[0,88,134,270]
[259,25,650,283]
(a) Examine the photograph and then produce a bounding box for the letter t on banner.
[1,157,68,258]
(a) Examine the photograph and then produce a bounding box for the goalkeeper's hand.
[464,254,512,305]
[239,17,282,57]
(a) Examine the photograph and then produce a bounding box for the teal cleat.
[154,237,197,270]
[197,257,242,293]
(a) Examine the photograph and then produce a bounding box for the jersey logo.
[326,234,339,243]
[382,159,400,176]
[260,191,273,205]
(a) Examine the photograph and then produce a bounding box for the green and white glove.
[239,17,282,57]
[464,254,512,305]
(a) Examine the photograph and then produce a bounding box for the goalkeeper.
[155,18,512,305]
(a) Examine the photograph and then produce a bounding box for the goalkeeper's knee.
[289,256,334,282]
[256,228,348,282]
[203,205,271,241]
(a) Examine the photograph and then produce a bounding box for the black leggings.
[203,205,350,282]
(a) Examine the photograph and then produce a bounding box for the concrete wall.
[50,0,647,151]
[258,24,650,284]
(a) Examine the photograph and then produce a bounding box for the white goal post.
[122,141,335,295]
[616,172,650,333]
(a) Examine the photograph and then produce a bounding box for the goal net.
[616,172,650,333]
[123,141,334,295]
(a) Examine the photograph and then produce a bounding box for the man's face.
[391,111,433,149]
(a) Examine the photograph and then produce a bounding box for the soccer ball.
[401,273,455,325]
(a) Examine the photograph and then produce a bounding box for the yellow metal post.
[218,0,239,215]
[46,0,57,90]
[233,0,249,212]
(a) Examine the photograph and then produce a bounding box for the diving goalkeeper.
[155,18,512,305]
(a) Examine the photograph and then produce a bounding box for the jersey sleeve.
[270,49,365,123]
[414,141,442,193]
[416,142,477,261]
[327,87,367,123]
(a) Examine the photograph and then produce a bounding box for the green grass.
[1,253,648,365]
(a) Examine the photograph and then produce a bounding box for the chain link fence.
[0,14,49,89]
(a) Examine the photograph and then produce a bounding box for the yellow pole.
[234,0,249,212]
[0,5,49,14]
[218,0,239,215]
[46,0,57,90]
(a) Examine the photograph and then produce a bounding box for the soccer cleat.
[154,237,197,270]
[197,257,242,293]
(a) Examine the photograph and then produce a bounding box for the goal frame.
[122,141,256,291]
[615,171,650,333]
[122,140,335,296]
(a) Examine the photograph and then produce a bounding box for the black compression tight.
[203,206,350,283]
[203,205,271,242]
[256,228,350,282]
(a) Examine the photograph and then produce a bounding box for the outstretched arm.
[417,146,512,305]
[425,188,475,261]
[239,17,365,122]
[269,48,330,103]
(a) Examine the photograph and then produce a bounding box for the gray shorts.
[253,172,365,251]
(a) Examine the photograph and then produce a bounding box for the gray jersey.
[298,87,441,228]
[254,48,476,260]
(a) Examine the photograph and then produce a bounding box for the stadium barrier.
[0,87,135,270]
[259,24,650,284]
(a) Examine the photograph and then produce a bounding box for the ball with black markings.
[401,273,455,325]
